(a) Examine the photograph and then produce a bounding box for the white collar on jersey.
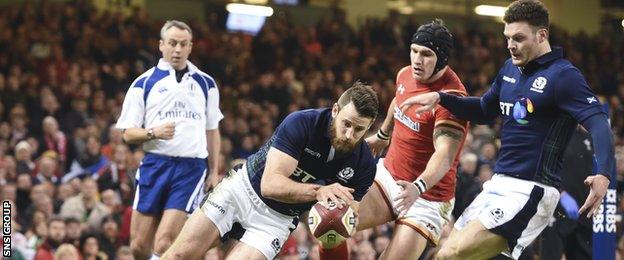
[156,58,200,74]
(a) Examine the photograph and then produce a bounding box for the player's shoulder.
[187,61,217,89]
[129,67,157,89]
[550,58,581,75]
[282,108,329,128]
[439,68,467,97]
[543,58,586,88]
[354,142,376,169]
[287,108,326,120]
[395,65,412,83]
[190,67,218,89]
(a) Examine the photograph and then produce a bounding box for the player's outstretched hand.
[365,134,390,157]
[394,180,420,217]
[205,171,221,191]
[154,122,176,140]
[578,174,609,218]
[316,183,354,210]
[399,92,440,114]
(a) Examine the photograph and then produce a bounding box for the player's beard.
[329,119,360,154]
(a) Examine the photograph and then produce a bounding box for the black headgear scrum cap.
[410,19,454,75]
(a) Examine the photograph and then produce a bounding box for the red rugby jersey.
[384,66,468,202]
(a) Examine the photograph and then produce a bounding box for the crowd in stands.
[0,1,622,259]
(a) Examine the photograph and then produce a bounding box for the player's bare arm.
[206,128,221,189]
[365,97,395,157]
[261,147,355,208]
[121,122,176,144]
[394,125,464,215]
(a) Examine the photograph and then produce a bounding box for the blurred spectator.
[100,189,122,214]
[60,178,110,231]
[99,215,122,259]
[39,116,67,165]
[100,125,123,159]
[34,216,66,260]
[54,243,81,260]
[65,217,82,248]
[15,140,35,174]
[453,152,481,219]
[116,246,134,260]
[65,135,109,181]
[96,144,133,203]
[15,173,33,215]
[33,156,60,185]
[80,233,108,260]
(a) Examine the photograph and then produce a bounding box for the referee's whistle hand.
[155,121,176,139]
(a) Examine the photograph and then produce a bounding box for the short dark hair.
[48,215,65,226]
[503,0,549,29]
[337,81,379,120]
[79,232,100,251]
[65,217,81,225]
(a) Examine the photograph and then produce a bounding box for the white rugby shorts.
[200,164,298,259]
[375,158,454,245]
[455,174,560,259]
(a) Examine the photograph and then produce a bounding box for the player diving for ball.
[317,19,469,260]
[162,83,379,260]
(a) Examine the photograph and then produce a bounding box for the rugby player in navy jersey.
[399,1,615,259]
[162,83,379,260]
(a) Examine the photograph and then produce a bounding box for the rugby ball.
[308,200,356,248]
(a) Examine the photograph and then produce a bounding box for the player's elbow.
[260,176,277,199]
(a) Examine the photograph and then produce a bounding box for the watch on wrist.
[147,128,155,140]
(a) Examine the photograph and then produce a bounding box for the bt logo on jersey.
[500,98,534,124]
[500,102,513,116]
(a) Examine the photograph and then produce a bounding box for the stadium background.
[0,0,622,259]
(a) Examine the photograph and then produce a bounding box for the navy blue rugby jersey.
[479,48,604,187]
[245,108,376,216]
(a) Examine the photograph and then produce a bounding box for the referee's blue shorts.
[132,152,207,214]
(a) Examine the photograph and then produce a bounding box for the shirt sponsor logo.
[291,167,317,183]
[304,148,322,158]
[512,98,534,125]
[337,167,354,182]
[500,98,534,124]
[530,77,547,93]
[502,76,516,84]
[205,199,226,214]
[393,106,420,132]
[500,102,513,116]
[156,101,201,120]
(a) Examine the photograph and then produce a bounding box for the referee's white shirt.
[116,59,224,158]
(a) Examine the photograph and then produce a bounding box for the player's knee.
[154,235,175,254]
[130,239,151,258]
[435,244,461,260]
[154,237,173,253]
